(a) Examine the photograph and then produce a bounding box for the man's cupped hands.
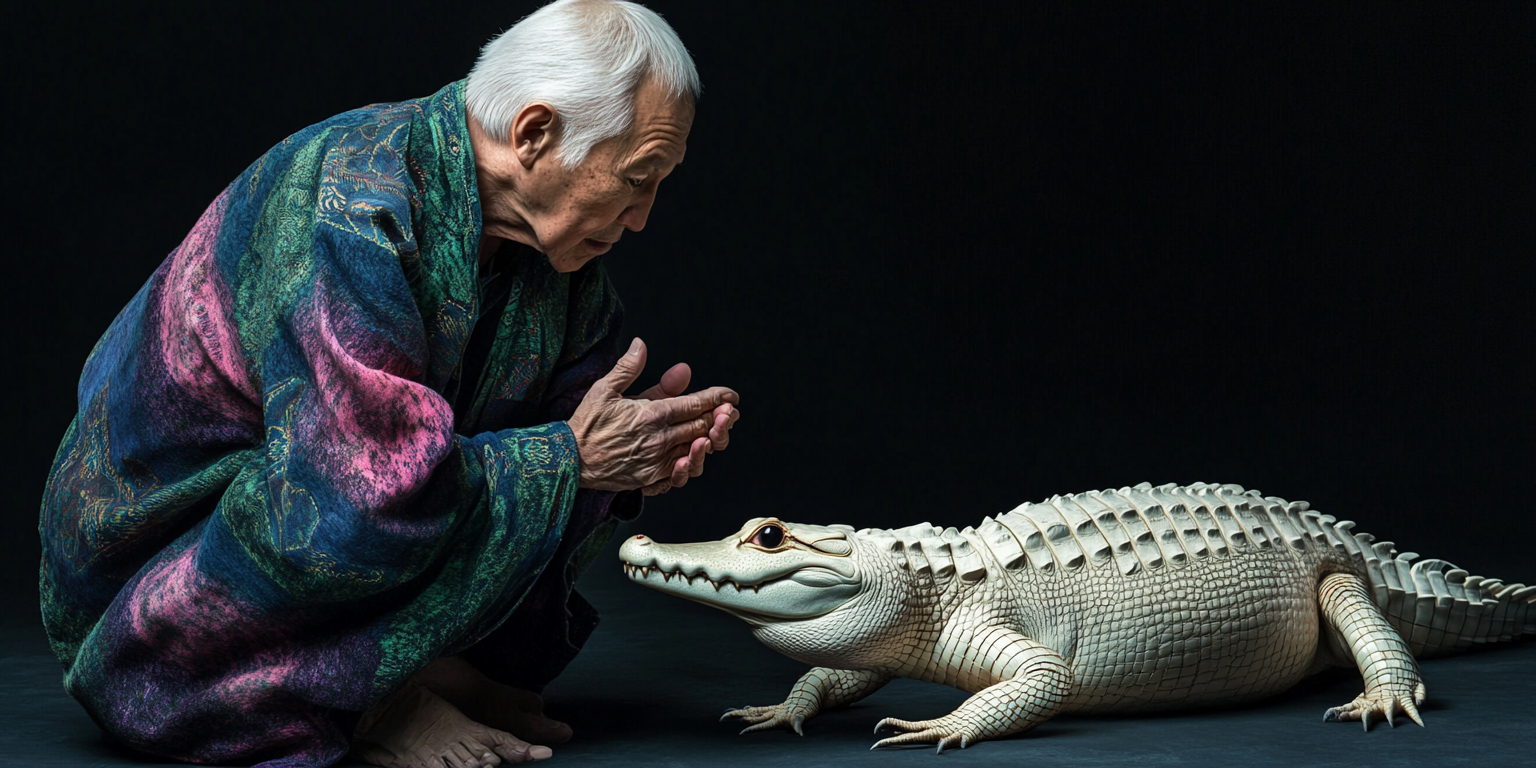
[568,337,739,496]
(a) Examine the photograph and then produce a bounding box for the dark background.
[3,0,1533,614]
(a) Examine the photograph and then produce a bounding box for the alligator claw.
[1324,688,1427,732]
[869,715,975,751]
[724,702,816,736]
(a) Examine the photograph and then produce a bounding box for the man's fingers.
[603,337,648,395]
[631,384,666,401]
[657,405,738,451]
[657,362,692,397]
[661,413,716,447]
[669,438,709,486]
[641,479,672,496]
[631,362,692,401]
[654,386,739,423]
[708,408,736,451]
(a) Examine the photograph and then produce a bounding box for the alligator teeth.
[624,564,762,592]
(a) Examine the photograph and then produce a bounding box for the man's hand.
[568,338,739,495]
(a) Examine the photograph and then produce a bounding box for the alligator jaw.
[621,563,764,593]
[618,531,862,620]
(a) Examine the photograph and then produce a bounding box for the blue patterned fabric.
[38,80,636,767]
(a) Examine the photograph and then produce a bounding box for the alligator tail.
[1347,533,1536,658]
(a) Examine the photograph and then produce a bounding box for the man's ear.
[511,102,558,169]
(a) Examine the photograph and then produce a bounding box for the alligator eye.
[749,524,786,549]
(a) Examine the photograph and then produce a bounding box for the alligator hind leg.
[1318,572,1427,730]
[872,631,1071,753]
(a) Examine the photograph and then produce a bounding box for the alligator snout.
[618,534,754,590]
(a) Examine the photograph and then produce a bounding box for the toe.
[498,710,571,745]
[444,741,479,768]
[870,729,939,749]
[739,719,782,735]
[528,717,572,745]
[484,728,549,764]
[470,741,502,767]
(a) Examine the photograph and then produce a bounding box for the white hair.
[466,0,700,169]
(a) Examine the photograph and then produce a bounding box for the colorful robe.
[38,80,637,768]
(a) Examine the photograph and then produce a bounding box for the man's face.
[475,78,692,272]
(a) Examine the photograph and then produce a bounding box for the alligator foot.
[871,716,976,753]
[722,704,811,735]
[1322,683,1427,731]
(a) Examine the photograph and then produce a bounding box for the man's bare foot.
[415,657,573,745]
[352,679,552,767]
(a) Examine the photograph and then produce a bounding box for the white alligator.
[618,482,1535,752]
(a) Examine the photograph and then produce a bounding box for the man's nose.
[617,193,655,232]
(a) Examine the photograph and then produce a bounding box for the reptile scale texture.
[618,482,1536,752]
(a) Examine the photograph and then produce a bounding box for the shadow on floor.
[4,562,1533,767]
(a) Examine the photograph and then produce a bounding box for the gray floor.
[4,552,1534,768]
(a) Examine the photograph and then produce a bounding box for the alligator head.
[617,518,864,623]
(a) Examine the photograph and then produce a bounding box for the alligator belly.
[1058,550,1324,714]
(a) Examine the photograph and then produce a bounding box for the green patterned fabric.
[38,80,636,768]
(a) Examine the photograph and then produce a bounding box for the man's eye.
[626,177,645,189]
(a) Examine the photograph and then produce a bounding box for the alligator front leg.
[873,630,1071,752]
[723,667,892,735]
[1318,572,1427,730]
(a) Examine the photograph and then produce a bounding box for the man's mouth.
[584,238,615,254]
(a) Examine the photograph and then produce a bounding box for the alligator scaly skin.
[624,482,1536,751]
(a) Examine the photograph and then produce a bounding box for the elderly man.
[37,2,734,767]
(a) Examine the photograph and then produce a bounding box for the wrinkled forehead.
[616,82,691,155]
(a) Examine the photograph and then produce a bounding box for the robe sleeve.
[210,179,585,612]
[43,92,604,765]
[454,258,643,689]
